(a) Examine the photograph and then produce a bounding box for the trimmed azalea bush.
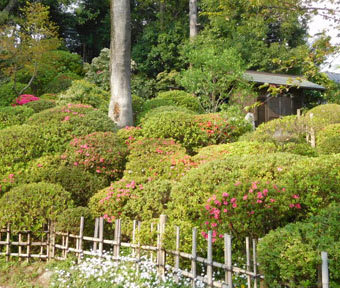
[65,132,128,182]
[201,180,304,244]
[0,106,34,129]
[117,126,143,146]
[43,72,81,94]
[157,90,204,113]
[316,123,340,154]
[89,179,172,223]
[305,103,340,132]
[278,142,318,157]
[141,111,208,153]
[0,182,73,231]
[258,205,340,287]
[139,98,174,116]
[58,80,109,111]
[123,138,195,182]
[14,94,40,105]
[23,99,56,113]
[241,115,306,144]
[56,207,93,234]
[192,141,278,164]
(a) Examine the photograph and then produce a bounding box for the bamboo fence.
[0,215,330,288]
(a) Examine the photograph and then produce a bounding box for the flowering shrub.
[141,111,208,153]
[316,123,340,154]
[23,99,56,113]
[65,132,128,181]
[201,180,304,243]
[14,94,40,105]
[123,138,195,182]
[0,81,31,107]
[0,182,73,231]
[117,126,143,146]
[258,205,340,287]
[0,106,34,129]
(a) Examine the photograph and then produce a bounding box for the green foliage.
[305,103,340,131]
[131,74,158,100]
[43,72,82,94]
[23,99,56,113]
[116,126,143,146]
[56,207,93,234]
[221,104,254,136]
[258,205,340,287]
[131,94,145,122]
[58,80,109,111]
[192,141,278,164]
[141,111,208,153]
[84,48,110,91]
[65,132,128,182]
[278,142,318,157]
[157,90,204,113]
[317,123,340,154]
[0,81,30,107]
[0,106,34,129]
[0,182,73,231]
[123,138,192,182]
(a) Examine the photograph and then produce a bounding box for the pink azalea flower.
[251,182,258,189]
[222,192,229,197]
[292,194,299,199]
[230,198,236,203]
[295,203,301,209]
[289,204,295,208]
[257,200,263,204]
[263,189,268,196]
[270,198,276,203]
[243,194,248,200]
[232,203,237,208]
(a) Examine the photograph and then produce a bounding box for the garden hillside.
[0,84,340,286]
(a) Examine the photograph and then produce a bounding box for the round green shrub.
[240,115,306,144]
[56,207,93,234]
[157,90,204,113]
[278,142,318,157]
[258,205,340,287]
[0,81,31,107]
[305,103,340,131]
[0,106,34,129]
[0,182,73,231]
[192,141,278,164]
[23,99,56,113]
[123,138,193,182]
[141,111,208,153]
[316,123,340,154]
[58,80,109,110]
[140,98,174,114]
[65,132,128,182]
[168,153,305,224]
[43,72,81,94]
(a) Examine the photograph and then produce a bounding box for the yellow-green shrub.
[316,123,340,154]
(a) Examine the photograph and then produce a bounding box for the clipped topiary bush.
[258,205,340,287]
[56,207,93,234]
[58,80,109,111]
[65,132,128,182]
[141,111,208,153]
[43,72,81,94]
[0,182,73,231]
[305,103,340,132]
[193,141,278,164]
[23,99,56,113]
[316,123,340,154]
[157,90,204,113]
[123,138,195,182]
[0,106,34,129]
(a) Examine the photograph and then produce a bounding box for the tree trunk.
[189,0,198,39]
[109,0,133,128]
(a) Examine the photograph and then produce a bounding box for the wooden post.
[175,226,180,283]
[207,230,213,287]
[157,215,167,278]
[65,232,70,259]
[98,217,104,257]
[150,222,154,262]
[132,220,137,257]
[27,231,31,262]
[93,218,99,252]
[113,219,121,260]
[321,252,329,288]
[18,233,22,260]
[49,221,55,260]
[246,237,251,288]
[78,217,84,261]
[5,223,10,262]
[225,234,232,288]
[253,239,258,288]
[191,228,197,288]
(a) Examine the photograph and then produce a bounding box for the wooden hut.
[244,71,325,126]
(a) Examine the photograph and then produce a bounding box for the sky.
[308,1,340,72]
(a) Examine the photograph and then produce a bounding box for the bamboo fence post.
[174,226,180,283]
[93,218,99,252]
[225,234,232,288]
[49,221,55,260]
[150,222,154,262]
[65,232,70,259]
[253,239,258,288]
[5,223,10,262]
[27,231,31,262]
[321,252,329,288]
[113,219,121,261]
[78,217,84,261]
[132,220,137,257]
[40,233,44,256]
[98,217,104,257]
[207,230,213,287]
[246,237,251,288]
[157,215,167,278]
[18,233,22,260]
[191,227,197,288]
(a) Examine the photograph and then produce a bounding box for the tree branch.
[2,0,18,13]
[18,62,38,95]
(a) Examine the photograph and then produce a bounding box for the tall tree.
[109,0,133,127]
[189,0,198,38]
